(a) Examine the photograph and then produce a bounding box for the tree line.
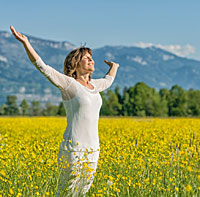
[1,82,200,117]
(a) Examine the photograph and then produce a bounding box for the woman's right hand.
[10,25,39,62]
[10,26,28,44]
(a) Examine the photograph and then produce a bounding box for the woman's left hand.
[104,60,119,68]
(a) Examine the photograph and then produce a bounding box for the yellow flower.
[9,188,14,194]
[187,166,192,172]
[0,170,6,177]
[185,185,192,192]
[91,183,95,188]
[137,182,142,187]
[116,188,120,192]
[1,117,200,195]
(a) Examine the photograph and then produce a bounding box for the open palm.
[10,26,28,43]
[104,60,119,68]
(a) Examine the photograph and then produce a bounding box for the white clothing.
[32,57,114,159]
[56,151,99,197]
[32,57,114,196]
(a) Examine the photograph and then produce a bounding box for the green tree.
[57,102,66,116]
[4,95,19,115]
[0,104,7,115]
[42,101,58,116]
[168,85,188,116]
[114,85,123,115]
[20,99,29,116]
[101,90,122,116]
[100,91,110,115]
[159,89,170,116]
[186,89,200,116]
[126,82,167,117]
[127,82,150,116]
[31,101,41,116]
[121,86,130,116]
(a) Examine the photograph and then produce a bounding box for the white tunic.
[32,57,114,161]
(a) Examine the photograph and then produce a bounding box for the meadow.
[0,117,199,196]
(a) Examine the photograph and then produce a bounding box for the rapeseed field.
[0,117,199,196]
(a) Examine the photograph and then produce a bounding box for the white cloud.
[0,55,8,63]
[133,42,196,58]
[105,52,115,60]
[2,32,11,38]
[127,56,147,65]
[44,88,51,94]
[159,82,167,87]
[19,87,26,93]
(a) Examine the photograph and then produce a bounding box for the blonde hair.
[64,47,93,81]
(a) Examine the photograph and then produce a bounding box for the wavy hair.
[64,47,93,81]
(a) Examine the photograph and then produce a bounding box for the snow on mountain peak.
[0,32,11,38]
[163,55,174,61]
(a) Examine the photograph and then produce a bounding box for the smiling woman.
[63,47,95,89]
[9,25,119,196]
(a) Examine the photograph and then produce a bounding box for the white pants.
[56,149,99,197]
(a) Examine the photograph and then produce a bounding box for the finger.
[104,60,112,65]
[10,27,17,35]
[10,25,14,31]
[10,26,16,33]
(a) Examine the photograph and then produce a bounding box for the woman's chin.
[89,68,95,73]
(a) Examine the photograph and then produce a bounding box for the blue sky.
[1,0,200,60]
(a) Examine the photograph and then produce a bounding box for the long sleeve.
[32,57,73,91]
[91,74,114,92]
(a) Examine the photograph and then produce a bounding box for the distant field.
[0,117,199,196]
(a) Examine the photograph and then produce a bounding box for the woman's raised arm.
[10,25,74,91]
[10,26,39,62]
[91,60,119,92]
[104,60,119,79]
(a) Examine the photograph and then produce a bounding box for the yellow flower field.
[0,117,200,196]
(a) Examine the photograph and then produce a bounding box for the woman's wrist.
[111,63,119,68]
[22,39,29,46]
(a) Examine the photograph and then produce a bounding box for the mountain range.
[1,30,200,105]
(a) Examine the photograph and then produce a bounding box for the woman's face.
[77,52,95,74]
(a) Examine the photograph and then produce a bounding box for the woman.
[10,25,119,196]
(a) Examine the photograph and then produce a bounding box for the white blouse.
[32,57,114,161]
